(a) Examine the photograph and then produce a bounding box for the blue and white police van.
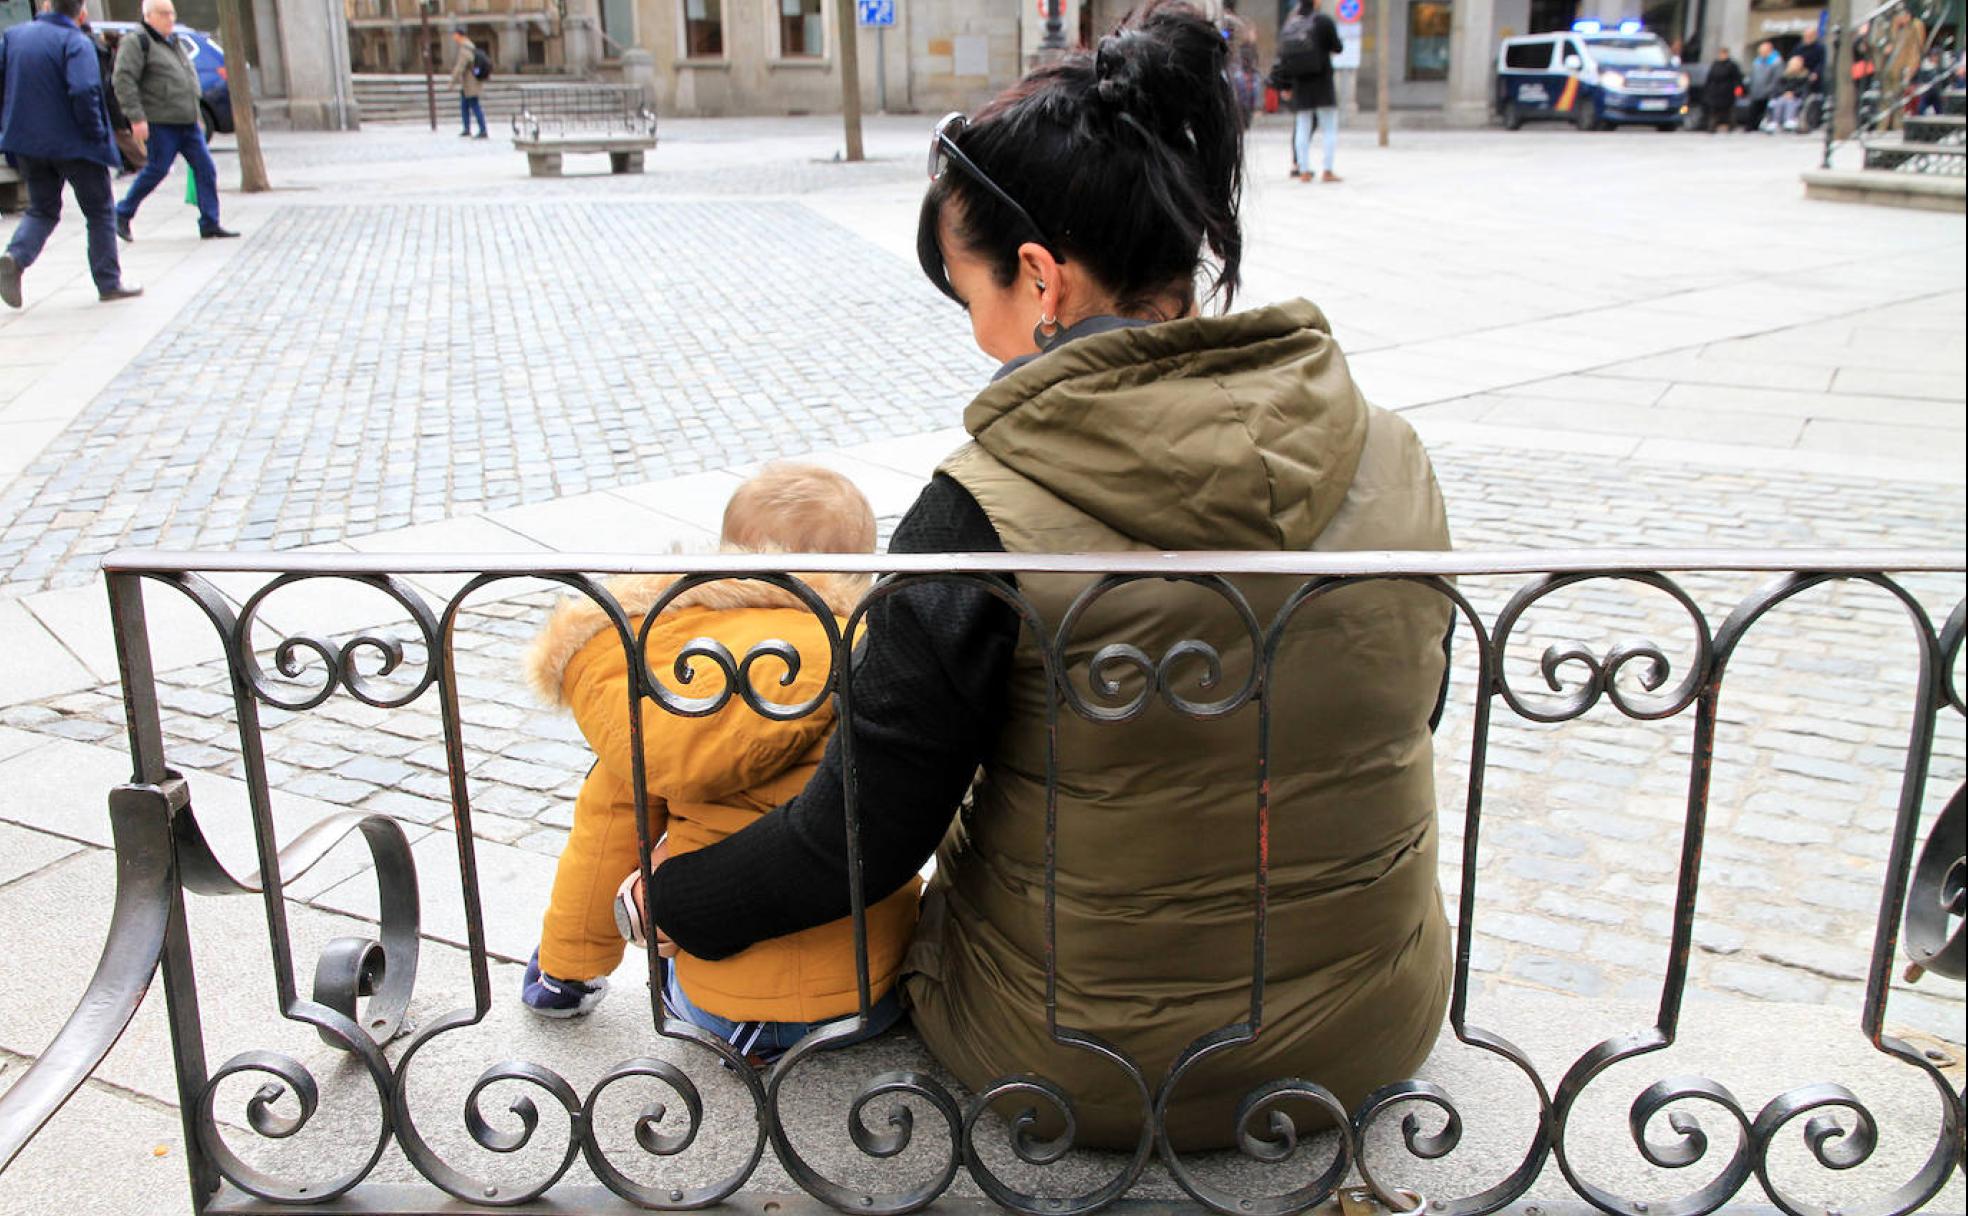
[1495,20,1690,131]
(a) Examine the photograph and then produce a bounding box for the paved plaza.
[0,116,1963,1211]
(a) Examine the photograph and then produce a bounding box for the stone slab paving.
[0,200,990,592]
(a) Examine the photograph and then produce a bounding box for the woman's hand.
[640,839,680,958]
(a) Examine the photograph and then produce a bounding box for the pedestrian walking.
[1270,0,1343,183]
[450,30,489,139]
[0,0,140,308]
[1880,8,1927,131]
[110,0,235,241]
[1703,45,1743,131]
[1745,40,1781,132]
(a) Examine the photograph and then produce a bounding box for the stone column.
[1702,0,1751,61]
[278,0,361,128]
[1443,0,1499,126]
[251,0,287,97]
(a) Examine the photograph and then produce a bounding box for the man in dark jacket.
[0,0,139,308]
[111,0,235,241]
[1704,45,1744,131]
[1271,0,1343,182]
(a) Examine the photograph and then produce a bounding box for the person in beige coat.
[448,30,486,138]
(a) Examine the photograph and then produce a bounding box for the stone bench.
[512,135,654,178]
[510,83,656,178]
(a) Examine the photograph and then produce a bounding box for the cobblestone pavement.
[0,201,987,591]
[8,439,1962,1037]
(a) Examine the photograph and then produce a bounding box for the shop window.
[682,0,723,57]
[1408,0,1452,80]
[776,0,825,58]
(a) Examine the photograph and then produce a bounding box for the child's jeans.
[661,959,905,1063]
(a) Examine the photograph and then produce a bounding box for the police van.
[1495,20,1691,131]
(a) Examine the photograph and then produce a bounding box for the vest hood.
[962,299,1370,551]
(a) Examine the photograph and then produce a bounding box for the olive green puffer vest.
[903,301,1454,1152]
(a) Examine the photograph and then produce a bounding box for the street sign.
[856,0,895,26]
[1334,0,1363,72]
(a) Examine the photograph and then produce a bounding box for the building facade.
[252,0,1827,129]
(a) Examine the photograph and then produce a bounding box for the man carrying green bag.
[110,0,237,241]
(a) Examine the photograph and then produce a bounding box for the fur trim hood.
[523,568,870,706]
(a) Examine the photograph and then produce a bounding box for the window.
[601,0,635,56]
[682,0,724,57]
[1504,40,1555,70]
[1408,1,1453,80]
[776,0,825,59]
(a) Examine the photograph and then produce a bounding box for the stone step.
[351,74,625,125]
[1905,113,1965,143]
[1801,166,1967,212]
[1862,138,1968,172]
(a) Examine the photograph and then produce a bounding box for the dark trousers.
[460,94,487,135]
[1744,97,1770,129]
[3,156,122,292]
[116,122,221,234]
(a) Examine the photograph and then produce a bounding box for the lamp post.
[420,0,438,132]
[1041,0,1066,54]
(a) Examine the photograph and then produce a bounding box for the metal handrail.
[4,548,1962,1214]
[97,546,1968,577]
[1822,0,1958,165]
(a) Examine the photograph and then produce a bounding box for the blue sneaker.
[521,949,608,1018]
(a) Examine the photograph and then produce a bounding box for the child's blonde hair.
[721,462,877,555]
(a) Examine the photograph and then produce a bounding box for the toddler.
[520,463,918,1060]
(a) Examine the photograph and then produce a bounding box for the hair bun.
[1093,33,1147,114]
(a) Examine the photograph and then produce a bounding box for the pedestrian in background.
[1795,25,1826,100]
[450,30,488,139]
[90,26,143,174]
[1271,0,1342,183]
[1745,39,1781,133]
[1880,8,1927,131]
[0,0,140,308]
[1219,0,1259,130]
[111,0,235,241]
[1703,45,1743,132]
[1769,54,1812,131]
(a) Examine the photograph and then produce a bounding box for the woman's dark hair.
[1295,0,1317,17]
[916,0,1244,316]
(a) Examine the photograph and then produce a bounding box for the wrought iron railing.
[0,549,1962,1215]
[1822,0,1965,171]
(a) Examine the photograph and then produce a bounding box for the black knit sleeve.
[648,473,1017,961]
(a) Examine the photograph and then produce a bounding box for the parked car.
[93,21,233,140]
[1495,20,1691,131]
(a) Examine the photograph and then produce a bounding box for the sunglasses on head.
[928,112,1063,262]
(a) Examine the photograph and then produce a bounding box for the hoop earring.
[1033,313,1060,350]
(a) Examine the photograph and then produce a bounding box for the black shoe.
[474,132,489,140]
[114,215,133,243]
[0,254,21,310]
[200,226,241,240]
[459,130,473,138]
[98,283,144,302]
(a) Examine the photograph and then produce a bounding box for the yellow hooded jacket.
[524,571,920,1023]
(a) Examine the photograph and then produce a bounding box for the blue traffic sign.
[856,0,895,26]
[1336,0,1362,21]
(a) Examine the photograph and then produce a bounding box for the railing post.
[107,574,221,1205]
